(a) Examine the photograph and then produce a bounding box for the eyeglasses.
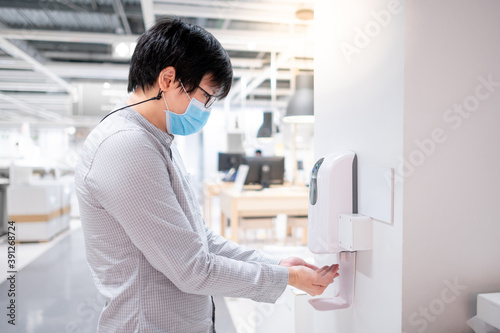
[180,81,218,108]
[196,85,217,108]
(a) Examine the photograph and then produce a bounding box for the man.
[75,16,339,332]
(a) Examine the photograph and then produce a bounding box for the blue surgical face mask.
[163,82,211,136]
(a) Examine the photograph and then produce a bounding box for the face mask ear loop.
[155,88,163,100]
[180,81,192,101]
[100,89,165,123]
[162,91,170,113]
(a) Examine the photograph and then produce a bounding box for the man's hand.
[287,264,340,296]
[279,256,318,270]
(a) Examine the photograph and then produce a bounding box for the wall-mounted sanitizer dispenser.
[308,151,357,254]
[308,150,372,311]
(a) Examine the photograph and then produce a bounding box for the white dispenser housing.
[307,150,369,311]
[308,151,357,253]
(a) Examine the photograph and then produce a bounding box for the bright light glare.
[282,115,315,124]
[66,126,76,135]
[247,41,257,51]
[114,42,129,58]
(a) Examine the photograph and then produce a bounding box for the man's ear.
[158,67,176,92]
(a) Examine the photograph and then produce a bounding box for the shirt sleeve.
[84,129,288,303]
[205,227,282,265]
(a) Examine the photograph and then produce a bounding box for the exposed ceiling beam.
[0,104,69,114]
[140,0,156,30]
[217,100,288,109]
[42,51,118,62]
[41,51,269,68]
[0,110,31,121]
[0,69,52,82]
[251,88,292,96]
[0,92,73,123]
[221,19,231,30]
[0,60,301,81]
[155,3,299,25]
[48,63,294,81]
[0,92,71,105]
[0,82,68,93]
[0,0,315,125]
[0,61,309,85]
[230,52,293,103]
[231,58,266,68]
[4,38,46,63]
[45,62,130,81]
[112,0,132,35]
[0,29,134,45]
[0,37,73,94]
[0,92,71,114]
[0,56,33,70]
[0,28,310,54]
[89,0,98,10]
[0,0,143,18]
[153,0,312,25]
[196,17,207,28]
[155,0,303,11]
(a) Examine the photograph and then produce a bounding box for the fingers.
[279,256,323,272]
[294,264,341,296]
[280,257,320,270]
[317,264,339,277]
[304,262,319,270]
[315,265,340,291]
[316,266,326,274]
[316,265,331,274]
[325,265,340,281]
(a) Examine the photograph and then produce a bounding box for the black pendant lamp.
[283,73,314,123]
[257,111,274,139]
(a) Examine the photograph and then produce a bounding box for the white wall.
[314,0,404,332]
[402,1,500,332]
[315,0,500,332]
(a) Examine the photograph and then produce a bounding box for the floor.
[0,220,103,333]
[0,207,312,333]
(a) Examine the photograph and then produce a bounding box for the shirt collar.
[113,100,174,148]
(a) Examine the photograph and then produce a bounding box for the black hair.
[127,16,233,99]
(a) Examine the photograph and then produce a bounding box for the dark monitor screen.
[243,156,285,187]
[218,153,244,172]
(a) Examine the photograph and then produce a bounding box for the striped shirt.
[74,105,289,332]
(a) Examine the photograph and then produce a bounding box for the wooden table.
[219,186,309,243]
[202,180,233,228]
[202,180,265,227]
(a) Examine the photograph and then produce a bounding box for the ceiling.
[0,0,314,125]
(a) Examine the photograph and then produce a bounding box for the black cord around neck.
[99,89,163,123]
